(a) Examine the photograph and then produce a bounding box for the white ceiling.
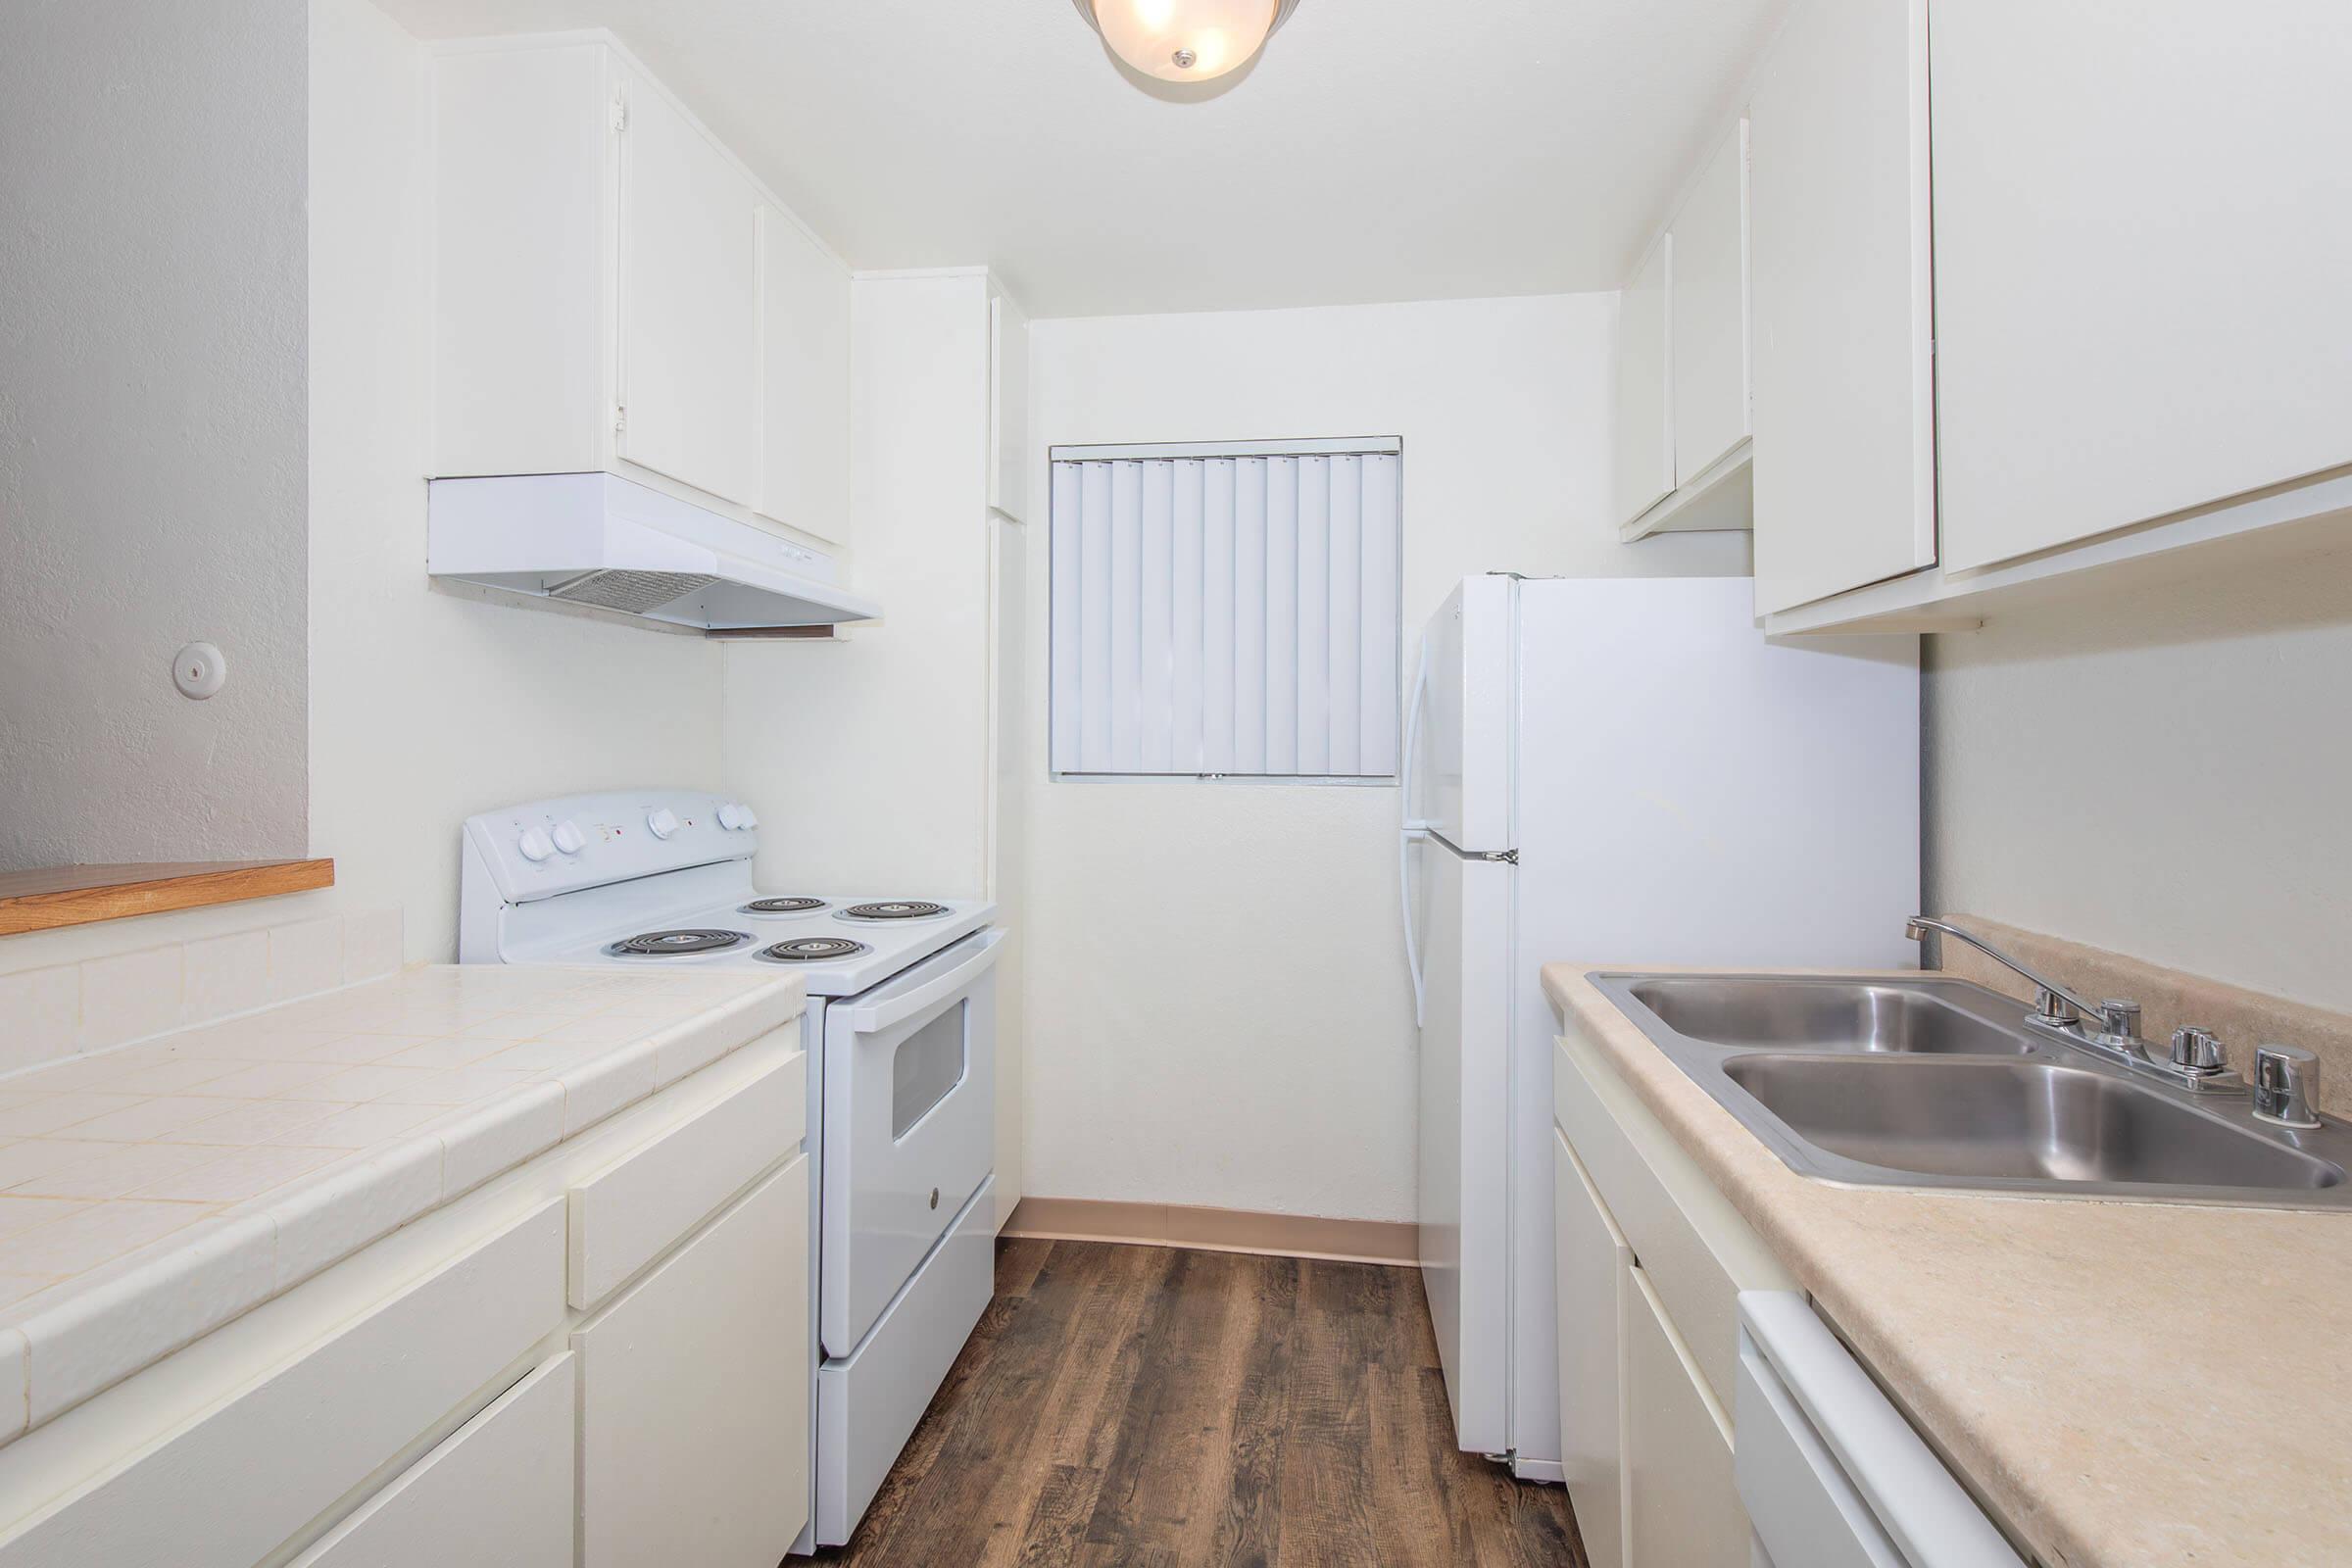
[374,0,1785,318]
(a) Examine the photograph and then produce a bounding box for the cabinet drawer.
[290,1352,573,1567]
[568,1043,803,1308]
[1555,1029,1792,1408]
[0,1200,564,1568]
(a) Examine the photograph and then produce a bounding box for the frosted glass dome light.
[1072,0,1301,83]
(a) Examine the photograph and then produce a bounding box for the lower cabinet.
[576,1153,811,1568]
[1553,1128,1629,1568]
[291,1353,575,1568]
[1622,1264,1745,1568]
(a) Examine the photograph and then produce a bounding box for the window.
[1049,438,1401,780]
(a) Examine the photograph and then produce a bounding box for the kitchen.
[0,1,2347,1564]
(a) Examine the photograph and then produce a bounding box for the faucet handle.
[2170,1026,2228,1073]
[2252,1044,2323,1129]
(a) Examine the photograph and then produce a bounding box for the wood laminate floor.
[817,1238,1587,1567]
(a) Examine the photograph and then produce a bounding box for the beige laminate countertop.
[1544,962,2352,1568]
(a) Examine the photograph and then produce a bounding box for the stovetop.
[508,887,993,998]
[461,790,995,997]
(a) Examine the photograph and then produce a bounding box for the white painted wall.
[1020,294,1752,1222]
[722,274,999,899]
[722,270,1029,1225]
[1,0,724,976]
[1926,543,2352,1013]
[0,0,310,868]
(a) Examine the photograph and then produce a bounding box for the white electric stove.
[459,789,1001,1551]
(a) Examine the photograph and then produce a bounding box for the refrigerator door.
[1411,830,1514,1457]
[1511,573,1920,1481]
[1412,576,1516,854]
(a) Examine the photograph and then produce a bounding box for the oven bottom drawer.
[814,1174,995,1548]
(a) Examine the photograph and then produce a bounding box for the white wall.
[0,0,310,868]
[1,0,725,977]
[723,270,1029,1224]
[1926,542,2352,1013]
[1020,294,1752,1222]
[722,274,999,898]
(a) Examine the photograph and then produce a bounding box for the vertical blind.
[1050,444,1401,778]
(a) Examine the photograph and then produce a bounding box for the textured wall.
[0,0,311,868]
[1020,294,1754,1222]
[1925,539,2352,1013]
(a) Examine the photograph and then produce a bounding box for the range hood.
[426,472,879,632]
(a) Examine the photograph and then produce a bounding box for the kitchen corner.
[1544,956,2352,1568]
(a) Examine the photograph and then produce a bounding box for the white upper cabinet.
[988,287,1030,522]
[1612,235,1675,531]
[1671,121,1749,489]
[758,203,853,544]
[615,64,760,508]
[1748,0,1936,615]
[1931,0,2352,571]
[433,35,852,550]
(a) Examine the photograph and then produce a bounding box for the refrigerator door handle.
[1400,639,1432,1028]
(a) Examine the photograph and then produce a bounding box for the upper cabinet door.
[1612,235,1675,530]
[1749,0,1936,615]
[616,68,760,508]
[1932,0,2352,571]
[757,204,852,545]
[1671,121,1749,487]
[988,291,1030,522]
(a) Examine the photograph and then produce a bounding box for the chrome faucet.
[1903,917,2140,1044]
[1905,916,2253,1094]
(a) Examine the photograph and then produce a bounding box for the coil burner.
[606,929,752,957]
[758,936,871,963]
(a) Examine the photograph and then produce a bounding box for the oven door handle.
[843,928,1006,1034]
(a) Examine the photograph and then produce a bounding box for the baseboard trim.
[1001,1197,1418,1267]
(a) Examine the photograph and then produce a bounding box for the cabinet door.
[616,66,760,507]
[989,290,1030,521]
[1671,120,1749,486]
[1623,1263,1745,1568]
[291,1354,573,1568]
[1749,0,1936,614]
[576,1154,810,1568]
[758,203,852,544]
[1612,235,1675,529]
[1932,0,2352,570]
[1555,1128,1630,1568]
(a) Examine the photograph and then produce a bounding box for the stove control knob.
[516,827,555,863]
[717,802,757,831]
[646,808,680,841]
[550,820,586,856]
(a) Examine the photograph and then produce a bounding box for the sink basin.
[1626,977,2030,1055]
[1590,970,2352,1208]
[1721,1054,2346,1192]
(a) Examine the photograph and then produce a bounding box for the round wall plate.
[172,641,227,700]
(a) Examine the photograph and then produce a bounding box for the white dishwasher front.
[1735,1293,2022,1568]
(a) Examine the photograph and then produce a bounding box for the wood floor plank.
[817,1239,1584,1567]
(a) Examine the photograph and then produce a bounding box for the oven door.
[820,928,1002,1359]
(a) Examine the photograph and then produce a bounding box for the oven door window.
[893,1002,968,1140]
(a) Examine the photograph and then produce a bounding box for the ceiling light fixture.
[1070,0,1302,84]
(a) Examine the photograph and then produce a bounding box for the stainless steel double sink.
[1592,973,2352,1208]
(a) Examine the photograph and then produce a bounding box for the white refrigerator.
[1401,574,1919,1480]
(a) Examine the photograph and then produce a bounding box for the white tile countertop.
[0,963,804,1442]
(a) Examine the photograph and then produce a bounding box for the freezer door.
[1411,833,1514,1456]
[1411,576,1515,853]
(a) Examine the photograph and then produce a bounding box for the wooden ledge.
[0,859,335,936]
